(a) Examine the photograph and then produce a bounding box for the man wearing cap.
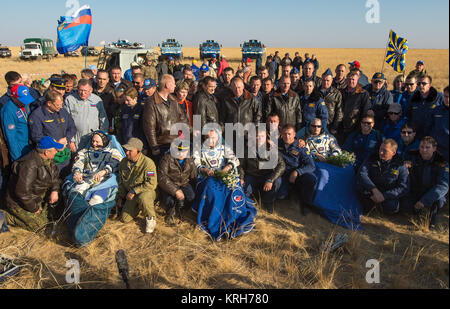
[409,60,427,78]
[265,76,302,131]
[364,72,394,128]
[64,78,109,148]
[290,68,301,92]
[348,61,369,87]
[198,64,211,80]
[142,74,189,165]
[142,78,157,101]
[1,72,40,108]
[320,69,343,135]
[191,60,200,81]
[3,136,62,232]
[381,103,408,146]
[332,64,347,91]
[117,138,158,234]
[124,63,141,82]
[407,74,443,140]
[35,77,67,111]
[142,57,159,82]
[1,85,35,162]
[29,91,77,175]
[158,143,197,226]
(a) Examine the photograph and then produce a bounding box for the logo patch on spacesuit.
[7,124,15,130]
[16,111,23,119]
[112,155,121,161]
[147,171,155,177]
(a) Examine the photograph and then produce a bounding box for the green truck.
[20,38,58,60]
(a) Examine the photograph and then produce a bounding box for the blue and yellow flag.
[56,5,92,54]
[385,30,408,73]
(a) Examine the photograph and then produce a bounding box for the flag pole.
[85,44,87,69]
[381,30,391,74]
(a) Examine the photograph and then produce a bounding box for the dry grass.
[0,199,448,289]
[0,47,448,94]
[0,47,448,289]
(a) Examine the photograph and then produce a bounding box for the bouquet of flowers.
[214,170,240,190]
[326,151,356,168]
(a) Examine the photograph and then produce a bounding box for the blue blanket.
[313,162,363,230]
[192,177,257,241]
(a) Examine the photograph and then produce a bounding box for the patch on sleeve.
[308,103,315,108]
[7,124,15,130]
[445,167,449,173]
[147,171,155,177]
[112,155,121,161]
[391,169,399,175]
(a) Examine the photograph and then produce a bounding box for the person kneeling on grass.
[3,137,62,232]
[158,143,197,226]
[116,138,158,234]
[401,136,449,230]
[357,139,409,215]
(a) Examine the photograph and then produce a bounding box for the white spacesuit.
[304,132,342,159]
[72,145,123,205]
[193,142,240,176]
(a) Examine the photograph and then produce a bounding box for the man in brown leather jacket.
[3,137,62,232]
[142,74,189,164]
[158,143,197,225]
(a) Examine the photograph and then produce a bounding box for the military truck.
[97,46,158,73]
[199,40,222,60]
[19,38,58,61]
[81,46,100,56]
[240,40,266,61]
[158,39,183,60]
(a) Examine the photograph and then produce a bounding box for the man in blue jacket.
[357,139,409,214]
[278,124,317,214]
[399,75,418,114]
[397,122,420,160]
[427,86,449,162]
[1,85,35,162]
[406,74,443,140]
[401,136,449,229]
[364,72,394,129]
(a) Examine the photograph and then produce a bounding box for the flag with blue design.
[56,5,92,54]
[385,30,408,73]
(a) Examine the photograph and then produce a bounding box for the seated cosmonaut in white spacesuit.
[71,131,124,205]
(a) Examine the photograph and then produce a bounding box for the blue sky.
[1,0,448,48]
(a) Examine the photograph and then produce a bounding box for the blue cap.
[143,79,157,89]
[212,54,217,58]
[417,60,424,65]
[200,64,209,72]
[322,68,333,77]
[372,72,386,81]
[38,136,64,150]
[11,85,35,105]
[169,56,174,61]
[290,68,300,75]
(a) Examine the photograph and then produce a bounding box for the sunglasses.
[388,112,400,115]
[310,125,322,128]
[405,83,415,86]
[401,131,414,135]
[418,82,429,86]
[362,122,374,125]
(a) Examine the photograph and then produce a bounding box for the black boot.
[175,199,185,222]
[165,207,177,226]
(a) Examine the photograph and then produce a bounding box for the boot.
[175,199,185,222]
[165,207,177,227]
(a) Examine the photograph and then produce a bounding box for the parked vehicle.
[199,40,221,60]
[159,38,183,60]
[64,51,81,57]
[81,46,100,56]
[241,39,266,61]
[97,46,157,73]
[0,46,12,58]
[19,38,58,60]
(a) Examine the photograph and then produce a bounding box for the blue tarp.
[313,162,363,230]
[192,177,257,241]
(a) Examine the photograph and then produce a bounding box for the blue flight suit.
[381,117,408,145]
[120,103,145,145]
[399,91,416,115]
[343,129,382,170]
[357,154,409,214]
[397,139,420,160]
[391,90,402,104]
[191,64,200,80]
[0,99,32,161]
[363,85,394,128]
[28,105,77,145]
[300,93,329,129]
[406,88,443,139]
[427,104,449,161]
[278,139,317,205]
[401,150,449,226]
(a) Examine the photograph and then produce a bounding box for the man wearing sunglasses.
[399,75,418,114]
[397,122,419,160]
[381,103,407,145]
[364,72,394,129]
[302,118,342,162]
[407,74,444,140]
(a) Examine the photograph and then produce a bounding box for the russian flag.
[56,5,92,54]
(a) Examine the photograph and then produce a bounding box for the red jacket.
[217,59,230,77]
[178,99,193,127]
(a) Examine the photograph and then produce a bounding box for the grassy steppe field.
[0,47,448,289]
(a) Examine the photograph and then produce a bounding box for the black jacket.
[239,146,286,183]
[320,87,343,131]
[219,90,262,126]
[266,90,302,130]
[193,89,221,129]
